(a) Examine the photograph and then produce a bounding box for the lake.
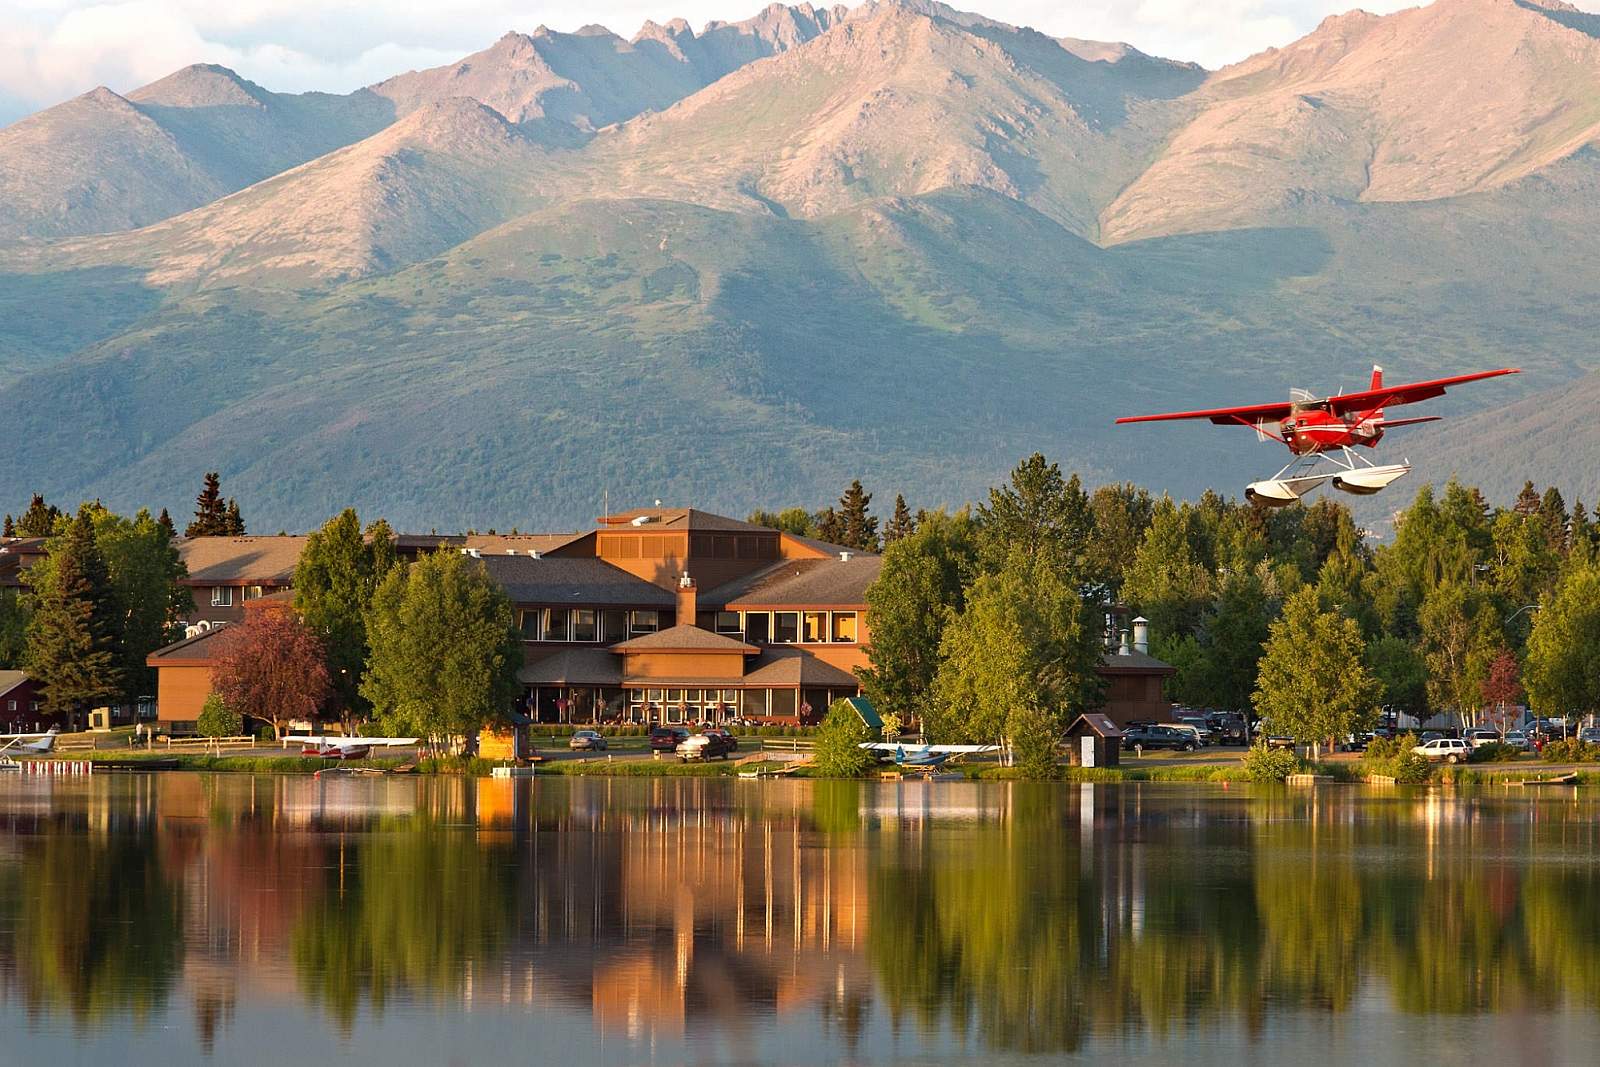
[3,773,1600,1065]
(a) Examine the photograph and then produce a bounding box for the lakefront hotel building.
[138,503,1174,730]
[148,507,878,729]
[486,507,878,725]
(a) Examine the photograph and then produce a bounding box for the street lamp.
[1505,604,1539,629]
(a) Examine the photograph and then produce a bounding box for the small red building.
[0,671,48,732]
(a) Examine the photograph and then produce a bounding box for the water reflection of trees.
[863,787,1600,1053]
[0,815,183,1026]
[291,820,515,1030]
[11,777,1600,1053]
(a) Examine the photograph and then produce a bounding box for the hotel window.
[602,610,627,643]
[770,688,798,718]
[831,611,859,643]
[542,608,571,642]
[647,689,664,703]
[744,612,770,643]
[802,611,827,643]
[5,700,12,712]
[519,610,540,639]
[630,610,660,636]
[243,585,266,600]
[745,689,769,716]
[210,587,233,607]
[714,612,742,636]
[572,610,597,643]
[773,612,800,644]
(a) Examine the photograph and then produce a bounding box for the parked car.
[1174,717,1217,744]
[1579,727,1600,746]
[1413,737,1472,764]
[1504,731,1530,751]
[704,727,738,752]
[1165,722,1209,747]
[569,730,608,751]
[1465,728,1501,749]
[1341,732,1374,752]
[1207,713,1248,745]
[1123,725,1196,754]
[649,727,690,752]
[677,731,736,761]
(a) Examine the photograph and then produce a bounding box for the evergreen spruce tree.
[1540,486,1569,554]
[1513,480,1542,517]
[837,480,879,552]
[224,498,245,535]
[23,509,122,726]
[815,507,845,546]
[1,515,11,538]
[156,508,176,538]
[15,494,61,537]
[883,494,915,545]
[186,473,230,536]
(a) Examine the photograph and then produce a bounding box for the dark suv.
[1122,725,1196,753]
[649,727,690,752]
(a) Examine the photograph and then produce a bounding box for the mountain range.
[2,0,1598,530]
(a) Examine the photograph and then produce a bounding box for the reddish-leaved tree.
[1480,648,1525,736]
[212,608,332,737]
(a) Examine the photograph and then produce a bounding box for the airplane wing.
[1326,369,1519,416]
[858,743,1000,754]
[297,736,418,748]
[1115,400,1295,426]
[1116,369,1518,426]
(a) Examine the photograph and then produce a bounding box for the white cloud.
[0,0,1482,124]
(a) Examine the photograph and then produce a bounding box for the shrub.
[811,700,876,778]
[1391,751,1433,783]
[1470,742,1520,763]
[197,694,242,739]
[1365,733,1416,762]
[1243,744,1298,782]
[1541,739,1600,763]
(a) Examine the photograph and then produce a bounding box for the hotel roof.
[146,624,238,665]
[742,649,861,688]
[473,554,675,607]
[706,554,882,609]
[177,536,308,585]
[597,508,769,533]
[609,625,757,653]
[518,648,622,687]
[0,670,31,699]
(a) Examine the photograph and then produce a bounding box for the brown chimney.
[675,571,697,627]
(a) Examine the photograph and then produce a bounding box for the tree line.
[781,459,1600,757]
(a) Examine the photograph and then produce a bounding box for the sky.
[0,0,1425,125]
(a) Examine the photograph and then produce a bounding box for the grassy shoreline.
[40,750,1600,785]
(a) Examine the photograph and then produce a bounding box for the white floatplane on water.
[296,735,418,760]
[0,730,60,768]
[859,742,999,769]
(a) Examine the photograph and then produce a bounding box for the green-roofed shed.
[841,696,883,731]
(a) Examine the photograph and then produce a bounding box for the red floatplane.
[1115,366,1519,505]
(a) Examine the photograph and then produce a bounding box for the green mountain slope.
[0,176,1585,528]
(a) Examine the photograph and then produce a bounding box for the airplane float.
[1115,366,1519,505]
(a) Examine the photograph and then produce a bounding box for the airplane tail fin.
[1370,365,1384,420]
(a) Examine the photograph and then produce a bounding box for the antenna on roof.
[654,499,662,508]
